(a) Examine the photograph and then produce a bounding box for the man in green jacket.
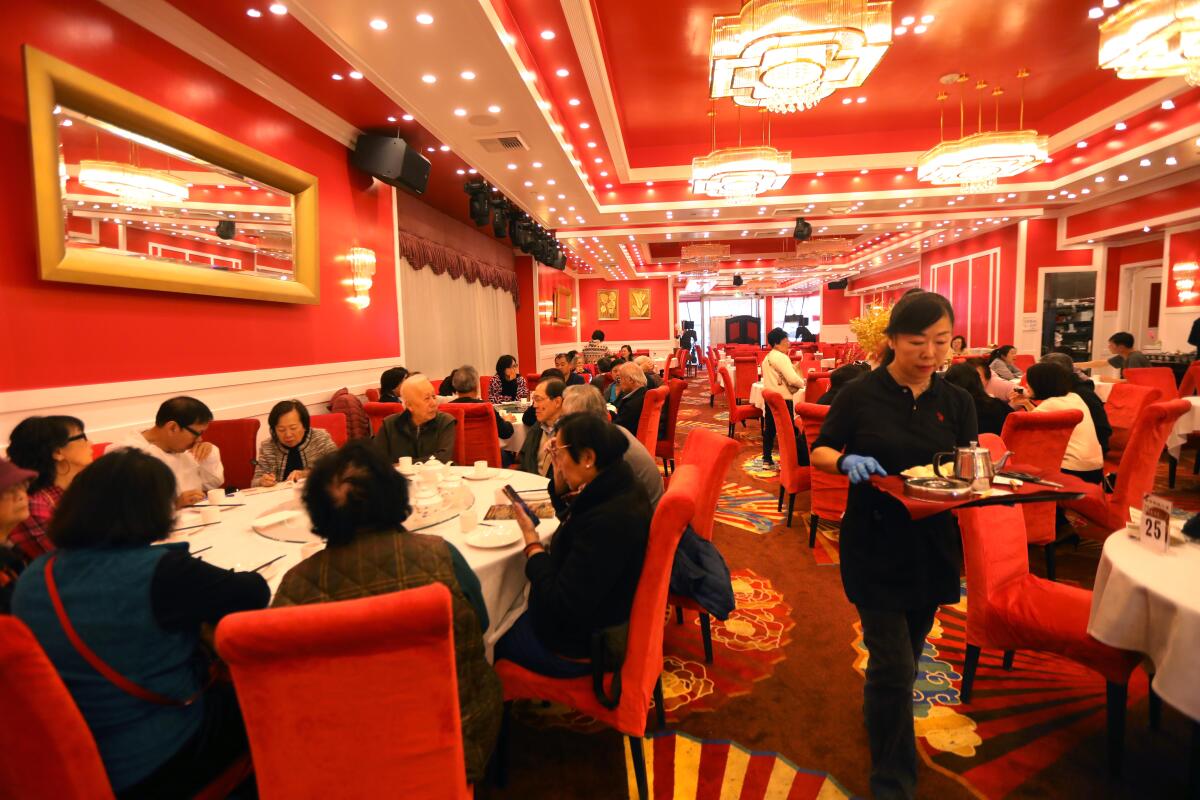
[374,374,456,463]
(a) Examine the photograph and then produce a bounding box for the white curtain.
[400,258,519,380]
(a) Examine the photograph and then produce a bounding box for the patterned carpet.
[489,373,1194,800]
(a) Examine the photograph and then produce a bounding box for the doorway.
[1039,270,1097,360]
[1128,267,1162,350]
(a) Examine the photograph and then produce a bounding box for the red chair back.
[1012,354,1036,372]
[365,388,381,403]
[1104,382,1162,455]
[309,413,348,447]
[655,379,687,462]
[363,402,405,435]
[804,375,831,404]
[202,418,261,490]
[636,386,669,455]
[718,365,739,415]
[795,402,848,521]
[998,409,1081,545]
[676,429,740,540]
[90,442,109,460]
[1108,399,1191,521]
[1123,367,1179,402]
[1178,362,1200,397]
[439,403,501,468]
[733,357,757,403]
[763,390,810,496]
[216,585,470,800]
[524,372,542,391]
[955,504,1033,644]
[704,352,724,400]
[0,617,116,799]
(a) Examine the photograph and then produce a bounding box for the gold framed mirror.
[25,45,320,304]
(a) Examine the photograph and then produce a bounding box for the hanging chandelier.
[1099,0,1200,86]
[917,72,1048,193]
[709,0,893,113]
[77,160,189,205]
[691,145,793,203]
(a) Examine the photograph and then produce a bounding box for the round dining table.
[167,465,557,660]
[748,380,805,411]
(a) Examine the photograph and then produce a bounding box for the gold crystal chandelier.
[709,0,893,113]
[918,72,1048,194]
[77,160,189,205]
[692,145,792,203]
[1099,0,1200,86]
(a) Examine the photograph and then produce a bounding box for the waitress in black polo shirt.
[811,291,976,800]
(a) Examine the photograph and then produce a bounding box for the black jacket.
[975,394,1013,436]
[0,545,24,615]
[613,386,647,436]
[374,410,456,463]
[448,397,514,439]
[526,461,650,657]
[1072,378,1113,454]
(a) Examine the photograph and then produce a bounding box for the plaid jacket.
[251,429,338,486]
[8,485,63,562]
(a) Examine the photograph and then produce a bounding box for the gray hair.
[1039,352,1076,375]
[562,384,607,417]
[451,365,479,394]
[616,361,647,386]
[634,355,653,372]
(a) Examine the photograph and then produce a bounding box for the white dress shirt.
[1033,393,1103,472]
[762,349,804,397]
[116,431,225,493]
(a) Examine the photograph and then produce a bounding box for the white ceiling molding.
[97,0,361,148]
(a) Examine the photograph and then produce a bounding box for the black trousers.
[856,604,938,800]
[762,398,808,466]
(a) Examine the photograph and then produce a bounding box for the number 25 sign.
[1140,494,1172,554]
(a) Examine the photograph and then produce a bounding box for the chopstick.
[252,555,286,573]
[171,520,221,534]
[191,545,212,556]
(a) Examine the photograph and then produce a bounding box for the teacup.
[473,460,490,478]
[206,488,224,506]
[397,456,414,473]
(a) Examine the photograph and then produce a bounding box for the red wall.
[1065,178,1200,240]
[1167,229,1200,309]
[578,277,672,342]
[1022,218,1094,313]
[0,0,400,391]
[819,285,858,325]
[919,224,1019,345]
[1104,239,1163,311]
[537,266,578,346]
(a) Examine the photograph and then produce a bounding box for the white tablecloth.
[1092,379,1115,403]
[820,358,836,369]
[1088,532,1200,721]
[1165,396,1200,459]
[172,466,556,659]
[749,381,805,411]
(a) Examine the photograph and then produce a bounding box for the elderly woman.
[273,442,500,782]
[252,400,338,487]
[989,345,1023,381]
[6,415,94,561]
[495,413,650,677]
[0,459,36,614]
[13,449,268,796]
[488,355,529,402]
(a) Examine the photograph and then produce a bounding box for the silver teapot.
[933,441,1012,492]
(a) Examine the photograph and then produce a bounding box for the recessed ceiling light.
[246,8,262,18]
[842,97,852,105]
[453,108,467,117]
[487,105,501,114]
[1162,99,1176,110]
[460,71,476,81]
[1095,175,1105,183]
[331,73,343,80]
[439,145,450,152]
[1139,157,1151,166]
[860,169,869,174]
[913,24,927,34]
[1144,226,1151,233]
[1166,156,1178,165]
[568,98,581,106]
[531,161,542,168]
[540,29,555,40]
[856,96,866,103]
[1077,140,1087,148]
[369,18,388,30]
[586,142,597,148]
[386,116,396,123]
[1114,121,1127,131]
[402,114,414,121]
[426,147,435,153]
[268,3,287,14]
[1118,174,1128,181]
[579,122,590,129]
[894,25,908,35]
[1088,8,1104,20]
[421,74,436,84]
[556,68,570,77]
[646,181,654,186]
[348,71,363,80]
[921,14,934,23]
[456,169,465,175]
[507,163,517,170]
[416,12,433,24]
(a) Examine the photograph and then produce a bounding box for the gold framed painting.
[597,288,619,320]
[552,285,574,325]
[629,287,651,319]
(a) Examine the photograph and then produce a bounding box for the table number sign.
[1140,494,1172,554]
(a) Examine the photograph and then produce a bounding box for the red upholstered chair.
[998,409,1081,581]
[90,442,109,460]
[216,585,470,800]
[309,413,348,447]
[636,385,669,456]
[661,351,674,380]
[1125,367,1193,486]
[803,374,831,404]
[655,379,687,475]
[718,366,760,438]
[365,388,381,403]
[795,403,850,548]
[977,433,1007,460]
[493,465,699,800]
[1103,382,1161,466]
[363,402,405,435]
[1012,353,1036,373]
[667,349,687,380]
[704,350,724,407]
[764,390,811,527]
[955,505,1142,775]
[1177,362,1200,397]
[0,617,250,800]
[754,349,769,367]
[797,358,821,376]
[439,402,501,468]
[524,372,542,391]
[733,357,757,404]
[1061,400,1191,535]
[669,429,740,662]
[202,418,260,490]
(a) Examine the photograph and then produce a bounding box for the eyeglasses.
[182,425,204,440]
[66,432,89,443]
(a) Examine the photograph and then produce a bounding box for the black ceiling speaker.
[350,134,431,195]
[827,278,849,290]
[793,217,813,241]
[215,220,236,240]
[732,274,744,287]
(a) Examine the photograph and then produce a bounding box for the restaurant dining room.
[4,0,1200,798]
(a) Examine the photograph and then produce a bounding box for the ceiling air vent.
[476,132,530,153]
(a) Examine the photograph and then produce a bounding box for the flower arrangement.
[849,302,893,362]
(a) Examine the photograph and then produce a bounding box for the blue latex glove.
[840,454,887,485]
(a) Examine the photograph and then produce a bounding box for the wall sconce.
[344,246,376,310]
[1174,260,1198,302]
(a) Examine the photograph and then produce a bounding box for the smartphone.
[502,484,540,527]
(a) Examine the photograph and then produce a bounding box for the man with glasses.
[518,378,565,476]
[117,396,224,507]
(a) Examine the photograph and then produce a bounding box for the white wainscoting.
[0,357,402,447]
[536,340,678,371]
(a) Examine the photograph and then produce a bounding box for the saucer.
[463,469,494,481]
[464,527,522,548]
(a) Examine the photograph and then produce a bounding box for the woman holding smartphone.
[810,291,977,799]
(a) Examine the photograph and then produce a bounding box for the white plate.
[464,527,522,548]
[463,470,494,481]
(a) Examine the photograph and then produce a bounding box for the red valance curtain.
[396,231,519,304]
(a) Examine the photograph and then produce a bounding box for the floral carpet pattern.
[623,731,852,800]
[713,483,786,535]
